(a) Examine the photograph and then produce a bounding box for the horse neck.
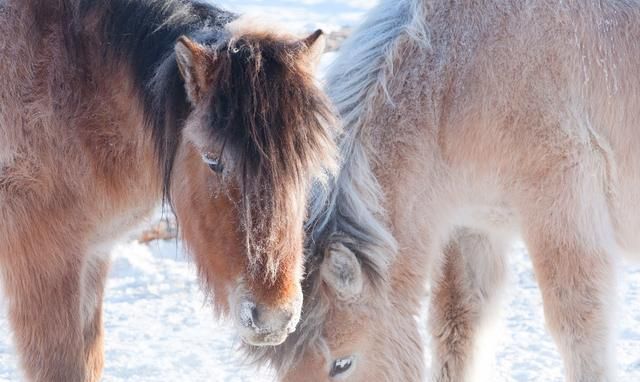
[308,0,447,296]
[75,1,233,200]
[306,1,429,278]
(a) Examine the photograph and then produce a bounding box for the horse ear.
[297,29,326,67]
[175,36,209,103]
[320,242,363,301]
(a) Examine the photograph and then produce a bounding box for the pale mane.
[306,0,431,285]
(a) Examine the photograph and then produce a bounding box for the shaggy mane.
[243,0,430,371]
[200,28,338,276]
[75,0,236,200]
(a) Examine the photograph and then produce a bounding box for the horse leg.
[520,175,616,382]
[429,228,508,382]
[80,254,110,382]
[2,237,86,381]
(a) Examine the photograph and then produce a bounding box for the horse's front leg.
[2,235,87,381]
[429,228,508,382]
[80,254,110,382]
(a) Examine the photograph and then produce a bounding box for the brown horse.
[247,0,640,381]
[0,0,336,381]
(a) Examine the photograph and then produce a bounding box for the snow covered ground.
[1,1,640,381]
[2,240,638,381]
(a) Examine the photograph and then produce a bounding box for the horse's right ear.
[320,242,363,301]
[175,36,209,103]
[294,29,325,68]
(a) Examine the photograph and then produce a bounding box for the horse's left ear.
[175,36,210,103]
[320,242,363,301]
[297,29,326,67]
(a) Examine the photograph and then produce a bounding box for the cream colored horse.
[247,0,640,381]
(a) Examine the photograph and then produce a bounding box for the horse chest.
[89,205,157,252]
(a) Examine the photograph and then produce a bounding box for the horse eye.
[329,356,354,378]
[202,153,224,173]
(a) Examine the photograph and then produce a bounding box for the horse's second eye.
[202,153,224,173]
[329,356,354,378]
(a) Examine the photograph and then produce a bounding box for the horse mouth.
[240,329,291,347]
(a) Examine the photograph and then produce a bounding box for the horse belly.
[596,112,640,258]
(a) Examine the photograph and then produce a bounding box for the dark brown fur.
[201,31,336,282]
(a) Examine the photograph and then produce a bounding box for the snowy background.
[1,1,639,381]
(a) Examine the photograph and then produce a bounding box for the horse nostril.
[240,301,258,329]
[250,305,260,326]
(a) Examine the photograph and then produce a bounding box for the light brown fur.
[1,7,159,379]
[0,1,336,381]
[270,0,640,381]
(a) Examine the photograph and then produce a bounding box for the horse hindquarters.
[429,228,508,382]
[516,142,617,382]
